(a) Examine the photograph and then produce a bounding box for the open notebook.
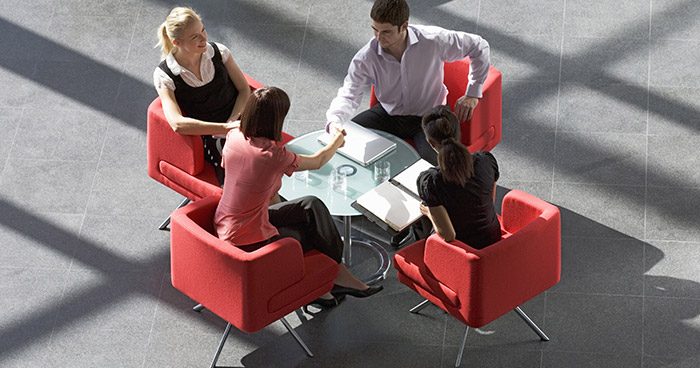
[351,159,433,234]
[318,121,396,166]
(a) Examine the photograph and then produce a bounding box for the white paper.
[355,181,423,232]
[391,158,434,197]
[318,121,396,166]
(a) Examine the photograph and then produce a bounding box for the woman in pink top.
[214,87,382,308]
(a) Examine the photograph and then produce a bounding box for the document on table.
[352,181,423,233]
[318,121,396,166]
[390,158,434,199]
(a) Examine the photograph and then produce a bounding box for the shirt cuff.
[466,83,483,99]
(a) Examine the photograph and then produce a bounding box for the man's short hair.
[370,0,409,26]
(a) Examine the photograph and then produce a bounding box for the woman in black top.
[416,105,501,249]
[154,7,251,184]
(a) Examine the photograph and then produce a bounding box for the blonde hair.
[156,7,202,59]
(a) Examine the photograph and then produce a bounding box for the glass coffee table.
[279,130,420,284]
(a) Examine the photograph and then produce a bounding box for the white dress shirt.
[153,42,232,91]
[326,25,490,124]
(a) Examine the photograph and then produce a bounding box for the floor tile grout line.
[550,0,567,204]
[540,291,548,368]
[0,107,25,177]
[440,311,448,367]
[559,235,699,243]
[549,290,700,301]
[642,0,653,360]
[119,0,143,75]
[474,0,482,34]
[141,271,169,368]
[34,4,65,348]
[288,4,312,100]
[49,129,112,345]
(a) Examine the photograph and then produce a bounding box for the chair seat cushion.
[394,240,460,309]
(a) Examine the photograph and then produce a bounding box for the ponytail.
[437,137,473,186]
[422,105,474,186]
[156,22,174,58]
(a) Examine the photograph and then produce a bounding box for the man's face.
[371,20,407,50]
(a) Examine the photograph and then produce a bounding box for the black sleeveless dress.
[158,42,239,184]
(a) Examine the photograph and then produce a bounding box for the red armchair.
[170,196,339,366]
[147,74,294,230]
[393,190,561,367]
[370,59,502,153]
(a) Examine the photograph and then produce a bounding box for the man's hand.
[326,121,347,136]
[454,95,479,122]
[331,126,346,148]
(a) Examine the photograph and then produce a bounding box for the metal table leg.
[341,216,391,285]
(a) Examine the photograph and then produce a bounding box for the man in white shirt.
[326,0,490,164]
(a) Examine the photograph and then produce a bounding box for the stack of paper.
[354,181,423,232]
[318,121,396,166]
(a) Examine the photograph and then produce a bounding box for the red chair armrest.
[147,98,204,178]
[423,235,481,298]
[501,190,558,234]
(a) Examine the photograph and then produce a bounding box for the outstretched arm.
[296,127,346,171]
[325,50,373,131]
[157,87,236,135]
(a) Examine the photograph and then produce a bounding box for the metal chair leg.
[209,323,232,368]
[280,317,314,357]
[158,198,191,231]
[514,306,550,341]
[192,304,205,313]
[455,325,469,367]
[409,299,431,314]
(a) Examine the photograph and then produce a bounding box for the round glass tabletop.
[279,130,420,217]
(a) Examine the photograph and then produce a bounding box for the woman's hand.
[330,126,345,148]
[419,202,431,217]
[224,120,240,130]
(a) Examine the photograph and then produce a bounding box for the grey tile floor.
[1,0,698,367]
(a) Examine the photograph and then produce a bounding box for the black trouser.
[202,135,226,185]
[239,196,343,263]
[352,104,438,165]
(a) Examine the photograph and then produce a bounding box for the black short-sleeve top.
[417,152,501,249]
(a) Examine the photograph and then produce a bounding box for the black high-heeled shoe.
[307,294,345,309]
[331,284,383,298]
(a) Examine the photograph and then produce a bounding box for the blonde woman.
[154,7,251,184]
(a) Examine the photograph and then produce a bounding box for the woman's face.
[174,19,208,55]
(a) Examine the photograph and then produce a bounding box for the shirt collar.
[376,25,419,58]
[406,25,419,47]
[165,43,214,76]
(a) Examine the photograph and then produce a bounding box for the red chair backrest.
[369,59,502,153]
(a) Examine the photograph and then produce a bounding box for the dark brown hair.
[370,0,409,26]
[422,106,474,186]
[240,87,290,141]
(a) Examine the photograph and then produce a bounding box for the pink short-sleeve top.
[214,129,299,245]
